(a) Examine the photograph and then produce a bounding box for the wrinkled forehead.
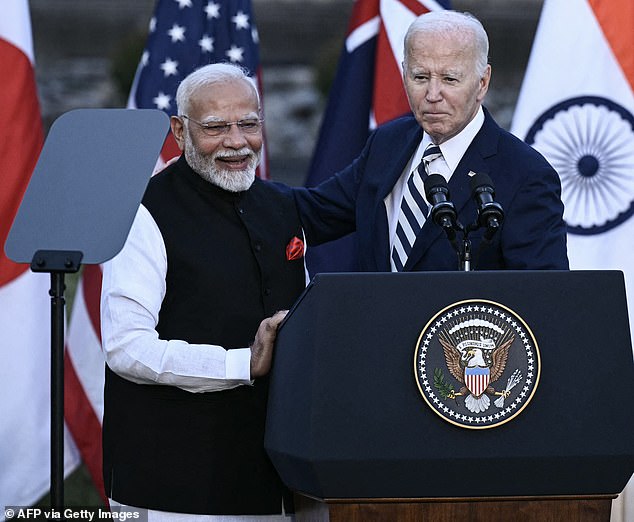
[407,26,476,56]
[408,33,477,68]
[404,17,489,76]
[405,29,484,79]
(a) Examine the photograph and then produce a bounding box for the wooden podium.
[294,494,614,521]
[265,272,634,522]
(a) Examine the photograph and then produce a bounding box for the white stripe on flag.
[346,16,380,53]
[66,278,105,422]
[0,272,79,509]
[0,0,34,61]
[381,0,422,75]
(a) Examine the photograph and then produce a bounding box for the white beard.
[184,132,259,192]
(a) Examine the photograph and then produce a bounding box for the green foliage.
[35,464,104,507]
[433,368,454,399]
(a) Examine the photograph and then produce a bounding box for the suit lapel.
[377,123,424,201]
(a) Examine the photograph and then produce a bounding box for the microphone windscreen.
[424,173,449,199]
[469,172,495,192]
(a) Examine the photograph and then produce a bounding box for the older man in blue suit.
[294,10,568,272]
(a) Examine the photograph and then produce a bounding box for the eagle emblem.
[415,300,540,429]
[440,325,514,413]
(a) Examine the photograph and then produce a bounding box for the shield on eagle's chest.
[464,366,490,397]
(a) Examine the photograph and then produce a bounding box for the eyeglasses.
[180,115,263,137]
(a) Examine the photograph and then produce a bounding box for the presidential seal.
[414,300,540,429]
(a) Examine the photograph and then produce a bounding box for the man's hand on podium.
[250,310,288,378]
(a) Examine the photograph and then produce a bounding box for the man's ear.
[170,115,186,151]
[477,64,492,102]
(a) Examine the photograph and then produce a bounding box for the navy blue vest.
[103,157,305,515]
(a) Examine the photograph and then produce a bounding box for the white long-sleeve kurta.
[100,204,253,393]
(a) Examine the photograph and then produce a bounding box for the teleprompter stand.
[30,250,83,510]
[5,108,169,508]
[265,271,634,521]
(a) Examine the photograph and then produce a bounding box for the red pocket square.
[286,236,304,261]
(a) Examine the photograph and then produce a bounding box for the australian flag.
[305,0,451,275]
[127,0,266,176]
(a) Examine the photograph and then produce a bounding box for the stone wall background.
[30,0,544,187]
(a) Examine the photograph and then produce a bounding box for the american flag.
[129,0,266,173]
[304,0,451,275]
[64,0,265,502]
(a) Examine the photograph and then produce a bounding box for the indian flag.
[510,1,634,520]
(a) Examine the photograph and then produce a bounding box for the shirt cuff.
[226,347,252,381]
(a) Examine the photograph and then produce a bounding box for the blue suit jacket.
[294,109,569,271]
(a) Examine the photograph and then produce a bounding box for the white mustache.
[214,148,254,160]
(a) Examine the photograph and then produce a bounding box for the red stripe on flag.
[348,0,380,33]
[372,24,411,125]
[400,0,431,15]
[588,0,634,93]
[159,132,181,166]
[64,352,106,503]
[0,41,43,286]
[81,265,103,344]
[370,1,432,126]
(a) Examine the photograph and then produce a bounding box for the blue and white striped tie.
[391,144,442,271]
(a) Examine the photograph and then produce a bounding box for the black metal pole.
[31,251,82,512]
[50,271,65,510]
[461,238,472,272]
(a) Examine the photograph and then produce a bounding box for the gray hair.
[403,10,489,77]
[175,62,260,115]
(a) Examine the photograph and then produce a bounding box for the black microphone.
[470,172,504,241]
[423,174,458,240]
